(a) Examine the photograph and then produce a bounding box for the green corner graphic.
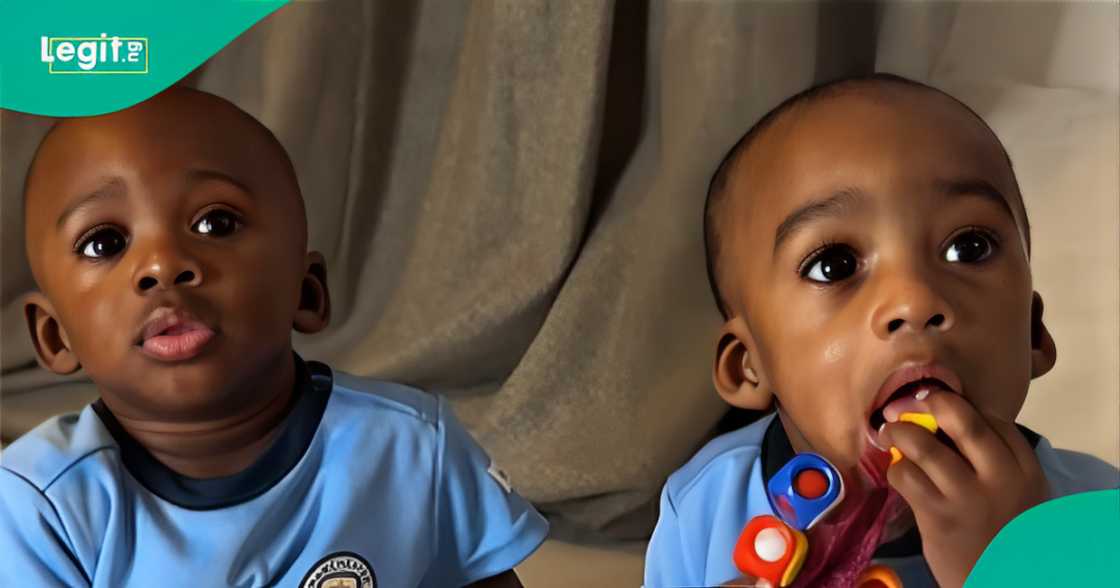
[966,488,1120,586]
[0,0,289,116]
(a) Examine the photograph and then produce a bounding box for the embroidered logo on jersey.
[488,460,513,493]
[300,551,377,588]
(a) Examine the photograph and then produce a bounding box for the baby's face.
[720,88,1046,488]
[23,91,315,421]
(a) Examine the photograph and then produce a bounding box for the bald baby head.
[18,87,331,420]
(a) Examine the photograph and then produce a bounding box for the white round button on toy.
[754,528,788,562]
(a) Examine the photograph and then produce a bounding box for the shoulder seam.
[0,466,85,568]
[3,443,118,495]
[42,446,119,493]
[1,467,66,522]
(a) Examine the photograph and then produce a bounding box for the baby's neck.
[102,354,297,479]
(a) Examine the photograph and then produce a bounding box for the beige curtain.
[3,1,1116,548]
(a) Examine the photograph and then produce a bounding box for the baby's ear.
[23,291,80,375]
[293,251,331,334]
[1029,291,1056,379]
[714,317,773,410]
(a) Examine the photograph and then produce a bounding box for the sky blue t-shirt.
[645,412,1120,588]
[0,356,549,587]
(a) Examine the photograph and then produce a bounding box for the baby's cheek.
[822,339,847,365]
[979,370,1030,422]
[787,397,861,457]
[817,424,865,469]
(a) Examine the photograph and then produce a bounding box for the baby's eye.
[802,245,858,283]
[77,228,127,259]
[192,209,240,237]
[944,229,996,263]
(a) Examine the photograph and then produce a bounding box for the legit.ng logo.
[40,33,148,74]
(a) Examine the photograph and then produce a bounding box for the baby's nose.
[132,244,204,293]
[136,266,201,292]
[885,311,948,334]
[871,274,955,339]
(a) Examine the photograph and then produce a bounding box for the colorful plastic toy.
[765,453,845,531]
[732,453,846,585]
[732,514,808,587]
[734,452,907,586]
[855,564,903,588]
[899,412,937,432]
[890,412,939,465]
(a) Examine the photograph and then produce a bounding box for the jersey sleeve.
[425,397,549,586]
[1036,438,1120,497]
[0,468,91,587]
[644,482,694,588]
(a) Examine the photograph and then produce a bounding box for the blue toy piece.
[765,453,845,531]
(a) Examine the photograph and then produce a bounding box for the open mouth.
[868,377,954,431]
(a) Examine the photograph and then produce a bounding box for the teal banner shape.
[0,0,289,116]
[966,488,1120,586]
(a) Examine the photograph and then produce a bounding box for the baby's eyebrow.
[56,176,125,230]
[184,168,253,196]
[773,186,867,255]
[933,178,1016,223]
[771,178,1017,257]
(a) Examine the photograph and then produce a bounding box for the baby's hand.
[879,391,1049,588]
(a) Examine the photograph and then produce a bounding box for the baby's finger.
[885,448,943,510]
[924,392,1017,478]
[882,421,972,498]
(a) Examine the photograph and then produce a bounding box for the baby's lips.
[881,392,932,424]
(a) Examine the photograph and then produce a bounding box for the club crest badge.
[300,551,376,588]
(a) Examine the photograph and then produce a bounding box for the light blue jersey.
[0,356,548,587]
[644,412,1119,587]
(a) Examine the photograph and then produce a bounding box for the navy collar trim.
[759,413,1041,558]
[92,353,333,511]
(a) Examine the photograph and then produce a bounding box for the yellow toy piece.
[779,527,808,587]
[899,412,938,433]
[890,412,939,465]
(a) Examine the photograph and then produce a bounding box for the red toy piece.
[793,468,828,499]
[732,515,808,587]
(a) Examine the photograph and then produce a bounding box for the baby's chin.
[782,415,893,496]
[832,441,894,501]
[814,445,907,539]
[100,371,252,422]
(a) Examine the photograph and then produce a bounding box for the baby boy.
[644,74,1118,587]
[0,87,548,587]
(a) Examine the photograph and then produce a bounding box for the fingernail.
[890,447,902,465]
[915,389,930,401]
[868,428,887,451]
[871,422,889,452]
